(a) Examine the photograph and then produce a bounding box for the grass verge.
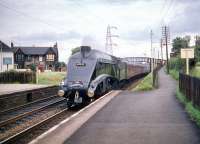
[176,88,200,127]
[38,72,66,85]
[169,69,179,80]
[133,73,153,91]
[191,66,200,78]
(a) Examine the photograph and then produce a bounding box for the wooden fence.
[179,73,200,108]
[0,71,36,83]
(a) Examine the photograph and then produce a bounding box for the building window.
[46,54,54,61]
[39,56,43,62]
[3,57,12,65]
[27,55,32,61]
[16,54,24,61]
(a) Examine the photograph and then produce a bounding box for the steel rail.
[0,95,57,114]
[0,108,69,144]
[0,98,65,128]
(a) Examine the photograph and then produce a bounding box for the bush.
[168,57,185,80]
[169,57,185,71]
[30,64,36,72]
[195,62,200,67]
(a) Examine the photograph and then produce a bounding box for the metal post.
[161,38,163,63]
[186,58,189,75]
[164,26,169,74]
[36,66,38,84]
[150,30,153,72]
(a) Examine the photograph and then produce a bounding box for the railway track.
[0,86,58,112]
[0,108,73,144]
[0,95,60,121]
[0,97,63,128]
[0,98,69,143]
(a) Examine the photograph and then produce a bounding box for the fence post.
[178,72,181,91]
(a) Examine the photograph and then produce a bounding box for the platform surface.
[0,84,47,95]
[65,69,200,144]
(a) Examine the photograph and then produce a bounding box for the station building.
[0,41,14,72]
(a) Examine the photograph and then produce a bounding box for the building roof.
[14,46,58,55]
[0,41,13,52]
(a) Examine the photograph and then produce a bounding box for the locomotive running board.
[29,90,122,144]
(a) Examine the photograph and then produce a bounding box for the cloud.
[122,29,150,41]
[97,0,152,5]
[169,1,200,34]
[1,0,199,61]
[11,31,82,42]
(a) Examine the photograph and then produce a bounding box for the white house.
[0,41,14,72]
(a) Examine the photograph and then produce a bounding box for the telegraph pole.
[150,30,154,72]
[162,26,170,74]
[160,38,163,61]
[105,25,118,55]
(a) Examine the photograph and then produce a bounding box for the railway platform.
[30,69,200,144]
[0,84,47,96]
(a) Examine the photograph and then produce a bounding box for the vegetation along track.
[0,76,144,144]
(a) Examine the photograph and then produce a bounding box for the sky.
[0,0,199,63]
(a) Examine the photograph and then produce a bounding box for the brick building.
[12,43,58,71]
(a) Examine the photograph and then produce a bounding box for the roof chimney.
[54,42,57,48]
[11,42,14,48]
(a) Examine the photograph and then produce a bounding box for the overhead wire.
[159,0,175,25]
[152,0,175,41]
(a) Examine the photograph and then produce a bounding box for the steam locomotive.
[58,46,149,107]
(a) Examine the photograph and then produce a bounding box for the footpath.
[65,68,200,144]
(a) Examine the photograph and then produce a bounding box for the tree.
[195,36,200,62]
[55,62,66,71]
[172,37,189,53]
[184,35,191,44]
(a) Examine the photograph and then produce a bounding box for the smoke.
[81,35,105,52]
